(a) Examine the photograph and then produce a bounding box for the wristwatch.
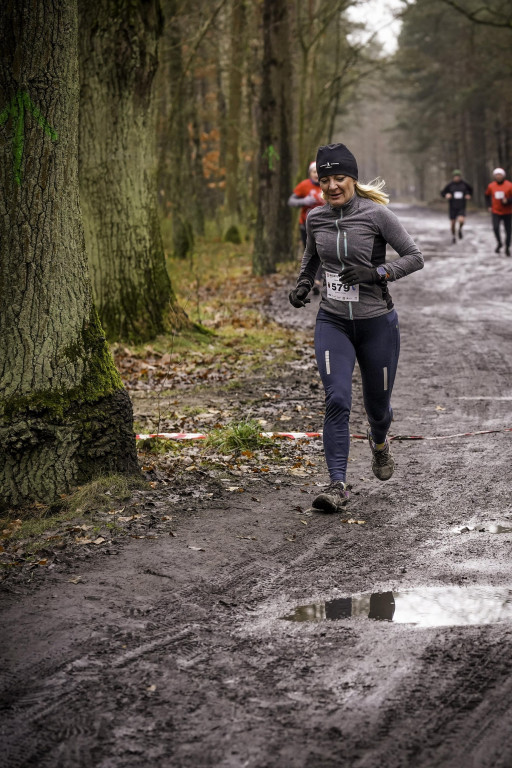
[376,265,390,282]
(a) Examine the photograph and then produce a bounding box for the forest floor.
[2,206,512,767]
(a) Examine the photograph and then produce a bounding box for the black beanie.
[316,143,358,181]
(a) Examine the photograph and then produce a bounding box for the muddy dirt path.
[2,207,512,768]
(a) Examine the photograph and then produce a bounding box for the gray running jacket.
[297,195,424,320]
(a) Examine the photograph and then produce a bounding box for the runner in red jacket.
[485,168,512,255]
[288,161,325,291]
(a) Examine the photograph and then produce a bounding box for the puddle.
[281,587,512,627]
[453,524,512,534]
[488,525,512,534]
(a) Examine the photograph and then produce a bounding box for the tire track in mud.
[354,631,512,768]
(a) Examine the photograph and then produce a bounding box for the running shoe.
[495,244,502,254]
[458,229,463,239]
[452,236,456,244]
[312,481,350,513]
[367,429,395,481]
[506,247,511,257]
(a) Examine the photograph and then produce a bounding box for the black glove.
[289,284,311,308]
[339,265,378,286]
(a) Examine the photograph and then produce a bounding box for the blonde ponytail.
[355,178,389,206]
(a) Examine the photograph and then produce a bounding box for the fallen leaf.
[147,684,157,692]
[93,537,106,545]
[169,530,177,537]
[251,497,260,502]
[75,537,93,545]
[107,507,125,515]
[435,405,446,411]
[285,536,296,542]
[188,546,205,551]
[68,576,82,584]
[300,520,308,526]
[38,558,48,565]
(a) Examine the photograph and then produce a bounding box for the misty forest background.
[85,0,512,342]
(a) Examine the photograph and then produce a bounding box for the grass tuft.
[202,419,272,456]
[66,474,147,515]
[0,474,147,545]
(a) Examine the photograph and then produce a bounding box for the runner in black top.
[440,170,473,244]
[288,143,424,513]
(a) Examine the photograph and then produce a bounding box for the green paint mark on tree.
[262,144,280,171]
[0,90,58,185]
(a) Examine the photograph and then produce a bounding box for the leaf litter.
[0,270,372,585]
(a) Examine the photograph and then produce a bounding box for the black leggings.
[492,213,512,248]
[314,308,400,483]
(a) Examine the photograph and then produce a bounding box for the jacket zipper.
[336,213,352,320]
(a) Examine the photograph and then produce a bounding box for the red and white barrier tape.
[136,427,512,442]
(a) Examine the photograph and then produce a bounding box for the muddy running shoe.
[367,429,395,481]
[312,481,350,513]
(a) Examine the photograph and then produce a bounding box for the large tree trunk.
[253,0,293,275]
[0,0,139,509]
[224,0,246,220]
[79,0,187,342]
[155,0,206,254]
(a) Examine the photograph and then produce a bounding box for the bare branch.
[182,0,230,78]
[437,0,512,29]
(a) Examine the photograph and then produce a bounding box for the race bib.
[453,191,464,199]
[495,191,505,199]
[326,271,359,302]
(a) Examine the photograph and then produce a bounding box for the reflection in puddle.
[488,524,512,534]
[454,523,512,534]
[282,587,512,627]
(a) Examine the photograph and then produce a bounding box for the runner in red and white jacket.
[288,162,325,246]
[485,168,512,256]
[288,161,325,291]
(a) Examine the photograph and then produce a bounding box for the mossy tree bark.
[253,0,293,275]
[0,0,140,509]
[79,0,189,342]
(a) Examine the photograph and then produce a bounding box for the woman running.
[289,143,424,512]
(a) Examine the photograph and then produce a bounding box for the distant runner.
[288,143,424,513]
[288,161,325,292]
[440,170,472,244]
[485,168,512,256]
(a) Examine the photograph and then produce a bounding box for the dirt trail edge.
[2,206,512,768]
